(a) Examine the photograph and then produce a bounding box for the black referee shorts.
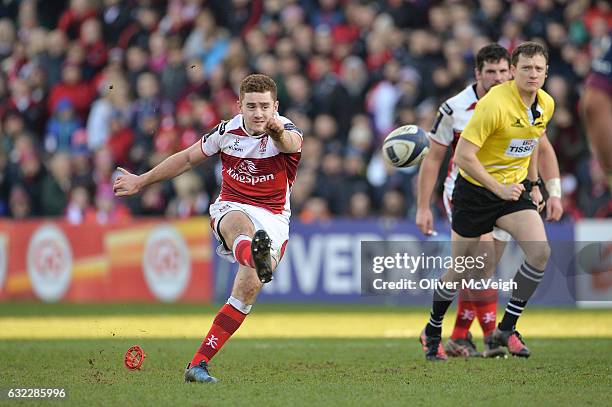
[451,174,537,238]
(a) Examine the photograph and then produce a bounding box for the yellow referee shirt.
[459,80,555,186]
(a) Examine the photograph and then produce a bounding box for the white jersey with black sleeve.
[428,83,479,200]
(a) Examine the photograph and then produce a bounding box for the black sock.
[425,285,457,336]
[499,299,527,331]
[499,261,544,331]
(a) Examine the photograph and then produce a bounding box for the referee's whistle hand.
[496,183,524,201]
[530,187,545,213]
[545,196,563,221]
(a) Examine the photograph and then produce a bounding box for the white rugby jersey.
[428,84,479,198]
[200,113,303,218]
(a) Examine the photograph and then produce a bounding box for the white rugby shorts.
[209,200,289,265]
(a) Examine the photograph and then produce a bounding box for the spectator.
[106,111,134,167]
[70,148,94,196]
[132,71,165,136]
[160,37,188,103]
[299,196,331,223]
[473,0,505,40]
[41,152,72,216]
[136,183,166,216]
[0,18,15,60]
[167,171,209,218]
[65,184,91,224]
[380,189,407,221]
[86,82,114,151]
[101,0,131,47]
[1,111,27,155]
[58,0,98,41]
[309,54,351,136]
[125,45,149,93]
[48,62,94,120]
[80,18,107,75]
[183,9,217,59]
[8,184,31,219]
[178,58,209,103]
[38,29,69,88]
[183,9,230,75]
[285,74,314,118]
[498,18,525,54]
[313,150,346,215]
[45,98,81,154]
[92,147,115,198]
[148,31,168,73]
[118,6,159,50]
[339,56,369,118]
[366,59,403,137]
[8,78,44,133]
[347,191,372,220]
[84,182,131,224]
[343,151,370,197]
[14,135,45,216]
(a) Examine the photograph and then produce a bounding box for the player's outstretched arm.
[416,141,447,235]
[265,117,301,153]
[454,137,524,201]
[113,140,207,197]
[537,135,563,221]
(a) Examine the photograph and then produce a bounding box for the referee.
[421,42,555,360]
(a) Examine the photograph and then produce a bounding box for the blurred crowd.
[0,0,610,224]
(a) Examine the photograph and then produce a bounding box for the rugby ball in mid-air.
[382,125,430,168]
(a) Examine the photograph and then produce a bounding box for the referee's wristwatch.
[525,178,542,191]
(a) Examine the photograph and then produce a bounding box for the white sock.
[232,234,252,257]
[227,296,252,314]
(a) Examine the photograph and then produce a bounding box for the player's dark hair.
[240,74,277,100]
[511,41,549,66]
[476,44,510,72]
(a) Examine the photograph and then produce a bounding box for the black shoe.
[419,329,448,361]
[445,331,481,357]
[184,360,218,383]
[491,328,531,358]
[482,334,507,358]
[251,230,273,283]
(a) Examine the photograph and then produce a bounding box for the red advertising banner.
[0,217,213,303]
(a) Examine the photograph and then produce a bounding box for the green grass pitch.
[0,304,610,406]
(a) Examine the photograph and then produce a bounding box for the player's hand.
[265,117,284,140]
[530,186,545,212]
[113,167,142,197]
[416,207,435,236]
[496,183,524,201]
[545,196,563,221]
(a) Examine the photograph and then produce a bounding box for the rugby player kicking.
[114,74,303,381]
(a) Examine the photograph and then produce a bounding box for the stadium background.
[0,0,608,304]
[0,1,610,405]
